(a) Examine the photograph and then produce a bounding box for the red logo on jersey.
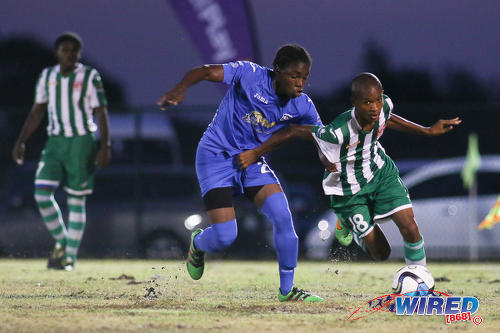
[73,81,83,91]
[377,123,386,138]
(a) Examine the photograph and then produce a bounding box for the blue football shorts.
[195,143,280,197]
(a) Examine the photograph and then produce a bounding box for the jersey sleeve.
[382,94,394,120]
[310,124,342,164]
[88,69,108,108]
[34,68,49,104]
[311,124,340,144]
[297,96,323,126]
[222,61,259,85]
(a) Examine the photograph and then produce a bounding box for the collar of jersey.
[265,69,277,100]
[351,108,364,132]
[55,62,83,76]
[351,107,383,134]
[265,68,293,108]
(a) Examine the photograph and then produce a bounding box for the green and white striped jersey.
[311,94,394,196]
[34,63,107,137]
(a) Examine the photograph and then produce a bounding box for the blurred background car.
[304,155,500,260]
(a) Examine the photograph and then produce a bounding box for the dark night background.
[1,0,498,258]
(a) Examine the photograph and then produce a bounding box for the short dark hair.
[54,31,83,50]
[351,72,383,99]
[272,44,312,71]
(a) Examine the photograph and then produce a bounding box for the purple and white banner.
[167,0,258,64]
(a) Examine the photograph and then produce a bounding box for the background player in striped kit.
[238,72,460,270]
[11,32,111,271]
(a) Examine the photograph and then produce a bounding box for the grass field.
[1,259,499,332]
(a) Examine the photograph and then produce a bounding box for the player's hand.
[12,142,25,165]
[157,86,185,110]
[95,146,111,168]
[428,117,461,136]
[238,149,259,170]
[325,163,338,173]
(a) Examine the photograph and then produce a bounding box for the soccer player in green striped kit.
[239,73,461,272]
[12,32,111,271]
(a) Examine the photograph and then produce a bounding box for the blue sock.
[193,219,237,253]
[279,266,295,296]
[260,192,298,295]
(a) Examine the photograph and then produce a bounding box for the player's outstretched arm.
[238,125,313,170]
[157,64,223,110]
[387,114,461,136]
[11,103,47,165]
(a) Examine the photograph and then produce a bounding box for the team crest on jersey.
[243,111,276,133]
[280,113,294,121]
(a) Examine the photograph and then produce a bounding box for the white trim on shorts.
[374,204,413,221]
[35,179,60,188]
[64,186,92,196]
[359,224,375,238]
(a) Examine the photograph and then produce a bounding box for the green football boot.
[278,286,324,303]
[335,218,353,247]
[186,229,205,280]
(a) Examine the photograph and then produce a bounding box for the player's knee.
[216,230,237,248]
[213,219,238,249]
[34,188,54,203]
[261,193,294,232]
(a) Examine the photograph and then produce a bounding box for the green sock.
[65,195,86,262]
[404,235,426,266]
[34,189,67,244]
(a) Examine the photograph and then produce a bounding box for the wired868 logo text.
[347,291,482,325]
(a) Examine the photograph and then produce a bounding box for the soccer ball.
[392,265,435,296]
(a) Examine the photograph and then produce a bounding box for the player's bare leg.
[207,207,235,223]
[391,208,426,266]
[391,208,421,243]
[360,224,391,261]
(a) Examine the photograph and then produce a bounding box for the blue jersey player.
[157,44,324,302]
